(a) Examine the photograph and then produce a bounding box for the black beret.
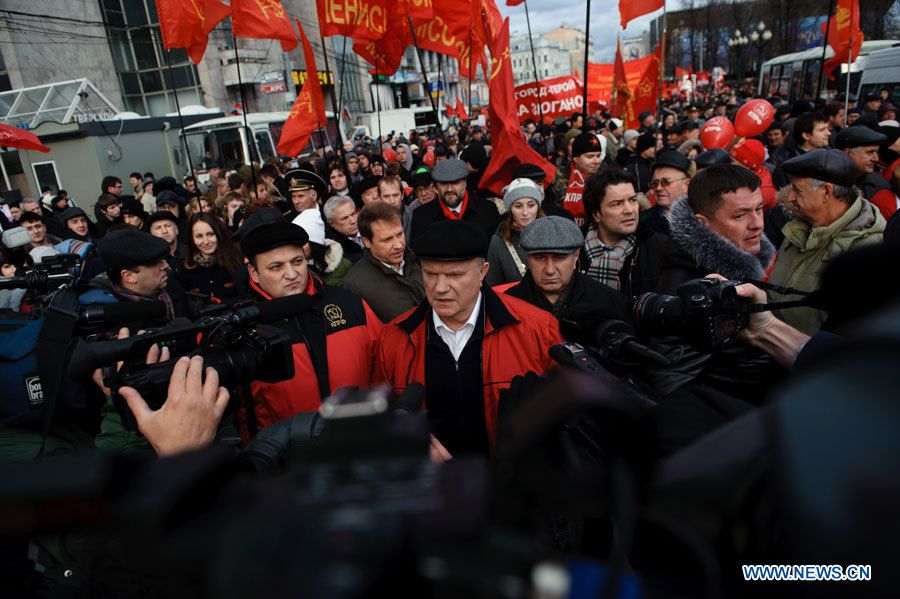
[694,148,732,170]
[354,175,382,196]
[667,121,684,135]
[460,143,486,168]
[782,148,860,187]
[834,125,888,150]
[121,199,148,220]
[60,206,87,222]
[681,120,700,130]
[572,132,604,157]
[512,162,547,181]
[144,210,179,229]
[154,176,178,193]
[635,131,656,154]
[239,220,308,259]
[156,190,179,206]
[97,228,169,271]
[411,220,489,261]
[652,149,692,174]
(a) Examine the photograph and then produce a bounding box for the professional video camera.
[69,294,315,430]
[0,252,81,297]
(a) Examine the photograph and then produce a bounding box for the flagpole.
[816,0,837,105]
[524,0,544,125]
[467,31,474,120]
[336,36,349,138]
[165,50,196,182]
[582,0,592,124]
[232,36,259,196]
[374,56,383,144]
[407,18,448,145]
[844,2,852,119]
[656,6,667,128]
[318,33,344,149]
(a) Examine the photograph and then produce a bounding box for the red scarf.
[439,191,469,221]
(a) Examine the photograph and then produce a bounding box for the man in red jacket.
[238,220,382,438]
[375,220,561,461]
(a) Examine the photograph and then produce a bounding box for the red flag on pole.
[506,0,525,5]
[445,103,458,119]
[455,97,469,121]
[231,0,298,52]
[155,0,230,63]
[612,40,632,124]
[277,20,327,156]
[619,0,664,29]
[478,18,556,197]
[316,0,390,40]
[820,0,864,80]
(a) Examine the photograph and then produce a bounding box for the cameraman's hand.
[429,435,452,463]
[119,356,229,457]
[93,328,171,396]
[704,274,776,343]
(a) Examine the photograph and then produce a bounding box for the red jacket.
[242,275,382,435]
[375,286,562,452]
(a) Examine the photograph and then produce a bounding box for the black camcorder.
[634,278,749,348]
[0,253,81,297]
[69,294,316,430]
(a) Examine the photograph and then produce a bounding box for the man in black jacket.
[505,216,629,325]
[408,158,500,242]
[581,169,666,301]
[323,195,364,263]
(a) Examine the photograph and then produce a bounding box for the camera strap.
[695,279,815,315]
[35,287,82,457]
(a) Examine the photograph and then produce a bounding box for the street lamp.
[749,22,773,76]
[727,31,749,79]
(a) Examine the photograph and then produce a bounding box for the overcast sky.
[498,0,682,62]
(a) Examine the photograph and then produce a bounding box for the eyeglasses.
[650,177,688,188]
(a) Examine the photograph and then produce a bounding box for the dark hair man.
[343,202,425,323]
[18,211,60,251]
[582,168,666,298]
[772,112,831,186]
[237,220,382,436]
[375,220,561,460]
[101,176,123,197]
[377,175,404,209]
[95,192,122,238]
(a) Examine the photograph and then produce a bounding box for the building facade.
[510,37,571,87]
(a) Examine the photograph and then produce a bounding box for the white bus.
[180,111,345,174]
[758,40,897,105]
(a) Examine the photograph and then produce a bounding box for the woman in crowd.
[486,178,544,286]
[177,213,244,305]
[327,162,352,198]
[186,196,214,219]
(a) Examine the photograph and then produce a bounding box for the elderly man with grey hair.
[769,148,886,335]
[505,215,629,325]
[323,195,364,264]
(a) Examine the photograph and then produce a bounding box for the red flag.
[619,0,663,29]
[627,43,662,129]
[231,0,298,52]
[445,103,458,119]
[156,0,230,63]
[820,0,863,81]
[478,18,556,197]
[404,0,435,23]
[352,23,411,75]
[316,0,390,40]
[612,40,632,124]
[455,97,469,121]
[506,0,525,5]
[277,20,327,156]
[675,65,694,78]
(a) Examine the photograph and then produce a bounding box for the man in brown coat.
[343,202,425,322]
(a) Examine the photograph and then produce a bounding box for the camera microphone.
[79,300,167,327]
[233,294,315,325]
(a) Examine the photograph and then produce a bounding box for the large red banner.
[316,0,390,41]
[587,44,660,128]
[514,76,583,123]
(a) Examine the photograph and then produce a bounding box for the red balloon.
[423,149,435,167]
[700,116,735,149]
[734,99,775,137]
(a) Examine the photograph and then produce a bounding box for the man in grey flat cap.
[505,216,629,324]
[769,148,886,335]
[407,158,500,243]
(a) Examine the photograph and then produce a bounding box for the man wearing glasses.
[641,149,692,235]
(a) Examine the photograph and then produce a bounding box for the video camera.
[69,294,315,430]
[0,253,81,298]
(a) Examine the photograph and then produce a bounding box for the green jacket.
[769,197,885,335]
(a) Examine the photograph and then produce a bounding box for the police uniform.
[282,168,327,220]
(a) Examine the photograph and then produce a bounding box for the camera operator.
[504,215,629,325]
[237,219,382,438]
[376,220,562,460]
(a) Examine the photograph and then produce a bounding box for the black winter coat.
[505,271,631,330]
[176,259,242,305]
[408,193,501,243]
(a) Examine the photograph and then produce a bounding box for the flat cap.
[60,206,87,222]
[834,125,888,150]
[431,158,469,183]
[782,148,860,187]
[519,216,584,255]
[155,190,179,206]
[145,209,179,227]
[694,148,731,170]
[284,168,327,197]
[97,228,169,271]
[652,149,692,174]
[232,207,284,242]
[411,220,489,261]
[239,219,309,259]
[572,132,604,157]
[512,162,547,182]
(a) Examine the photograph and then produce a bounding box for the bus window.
[778,64,793,97]
[760,66,771,97]
[254,130,276,162]
[802,61,820,100]
[269,122,285,152]
[184,131,211,169]
[213,128,245,168]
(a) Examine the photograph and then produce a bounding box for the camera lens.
[633,292,684,338]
